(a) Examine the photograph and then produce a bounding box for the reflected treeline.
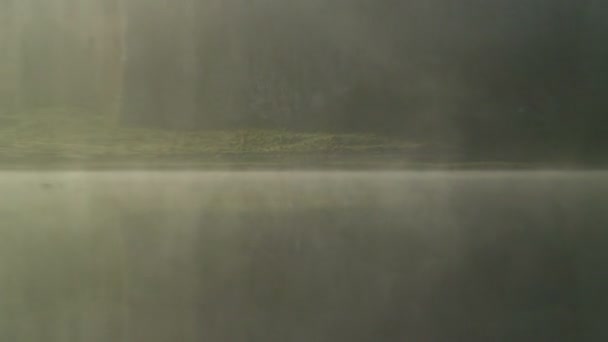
[1,0,607,159]
[2,171,607,340]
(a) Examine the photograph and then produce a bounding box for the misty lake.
[1,170,607,341]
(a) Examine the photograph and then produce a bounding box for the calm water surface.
[0,171,607,341]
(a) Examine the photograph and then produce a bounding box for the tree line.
[6,0,608,159]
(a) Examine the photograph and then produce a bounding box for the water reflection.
[0,171,607,341]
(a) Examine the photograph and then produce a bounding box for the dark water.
[0,171,607,341]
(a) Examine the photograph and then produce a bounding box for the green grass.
[0,108,426,164]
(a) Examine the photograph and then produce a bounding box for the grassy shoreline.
[0,108,446,166]
[0,108,604,170]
